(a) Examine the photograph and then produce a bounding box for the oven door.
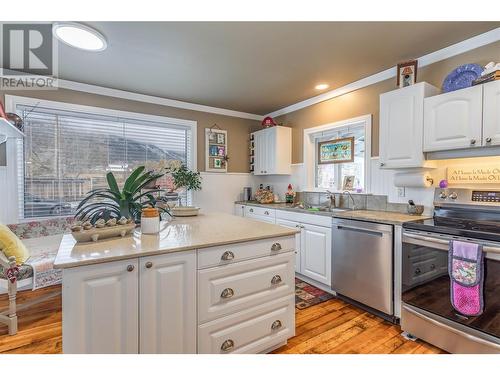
[402,230,500,343]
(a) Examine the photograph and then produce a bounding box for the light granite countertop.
[235,201,430,225]
[53,213,298,269]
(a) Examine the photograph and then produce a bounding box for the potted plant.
[75,166,169,224]
[170,164,202,215]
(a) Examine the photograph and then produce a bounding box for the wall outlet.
[398,187,406,198]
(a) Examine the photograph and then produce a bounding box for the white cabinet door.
[300,223,332,286]
[62,259,139,354]
[234,204,245,217]
[253,131,266,175]
[483,80,500,147]
[424,85,483,152]
[276,218,301,273]
[252,127,291,175]
[139,250,196,353]
[379,83,438,168]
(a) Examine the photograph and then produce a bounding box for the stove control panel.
[472,191,500,203]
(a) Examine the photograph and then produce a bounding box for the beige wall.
[276,41,500,162]
[0,89,260,173]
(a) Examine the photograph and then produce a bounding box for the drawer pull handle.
[145,261,153,269]
[271,243,282,251]
[264,211,269,215]
[221,288,235,299]
[126,265,135,272]
[221,339,234,352]
[221,251,235,261]
[271,320,282,330]
[430,264,436,270]
[271,275,282,285]
[415,267,421,275]
[249,208,254,213]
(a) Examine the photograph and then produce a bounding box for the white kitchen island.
[54,213,298,354]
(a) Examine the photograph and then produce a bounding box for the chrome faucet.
[325,190,336,209]
[343,191,356,210]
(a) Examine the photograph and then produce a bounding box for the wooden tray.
[71,223,136,243]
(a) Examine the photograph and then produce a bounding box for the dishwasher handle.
[335,224,386,237]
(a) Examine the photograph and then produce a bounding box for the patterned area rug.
[295,278,334,309]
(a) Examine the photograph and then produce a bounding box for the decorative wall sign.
[318,136,354,164]
[205,126,228,173]
[447,165,500,184]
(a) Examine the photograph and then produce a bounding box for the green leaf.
[106,172,121,196]
[124,166,145,193]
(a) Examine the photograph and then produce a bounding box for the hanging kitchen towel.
[449,240,484,316]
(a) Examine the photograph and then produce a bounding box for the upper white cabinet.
[139,251,197,354]
[379,82,439,168]
[424,85,483,152]
[483,80,500,146]
[253,126,291,175]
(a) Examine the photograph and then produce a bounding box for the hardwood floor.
[0,285,444,354]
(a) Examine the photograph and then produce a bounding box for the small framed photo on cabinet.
[397,60,418,88]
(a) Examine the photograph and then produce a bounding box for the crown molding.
[0,69,263,121]
[266,27,500,118]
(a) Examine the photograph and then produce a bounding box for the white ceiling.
[12,22,500,115]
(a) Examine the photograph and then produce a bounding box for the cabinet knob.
[220,339,234,352]
[271,242,282,251]
[486,137,492,143]
[271,320,283,330]
[145,261,153,269]
[470,139,476,145]
[380,162,385,167]
[415,267,421,275]
[126,265,135,272]
[221,251,235,261]
[249,208,254,213]
[271,275,282,285]
[430,264,436,270]
[221,288,235,299]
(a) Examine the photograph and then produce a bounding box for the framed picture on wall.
[205,128,228,173]
[317,136,354,164]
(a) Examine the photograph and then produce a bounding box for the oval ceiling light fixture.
[315,83,329,90]
[52,22,107,52]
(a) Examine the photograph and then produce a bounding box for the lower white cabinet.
[300,223,332,286]
[234,204,245,217]
[276,218,301,273]
[139,251,197,354]
[62,252,196,354]
[62,258,139,354]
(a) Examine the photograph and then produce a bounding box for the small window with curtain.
[315,122,366,191]
[16,103,194,220]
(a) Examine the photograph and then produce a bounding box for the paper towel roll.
[393,172,434,188]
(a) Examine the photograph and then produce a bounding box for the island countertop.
[54,213,299,269]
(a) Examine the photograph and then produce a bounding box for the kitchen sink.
[299,206,347,213]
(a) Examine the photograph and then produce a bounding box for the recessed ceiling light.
[52,22,107,52]
[315,83,329,90]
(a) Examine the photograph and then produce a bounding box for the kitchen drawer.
[275,209,332,227]
[198,251,295,323]
[198,295,294,354]
[197,236,295,269]
[244,205,275,218]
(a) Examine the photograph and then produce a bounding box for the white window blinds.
[17,104,192,219]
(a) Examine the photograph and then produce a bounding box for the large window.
[13,99,195,219]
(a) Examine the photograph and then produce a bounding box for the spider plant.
[75,166,168,223]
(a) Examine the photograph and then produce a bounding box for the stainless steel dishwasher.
[332,218,394,319]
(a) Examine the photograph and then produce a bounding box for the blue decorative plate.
[442,64,483,93]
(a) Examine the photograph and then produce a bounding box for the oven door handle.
[403,232,500,255]
[402,305,500,351]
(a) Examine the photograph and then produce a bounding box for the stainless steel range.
[401,188,500,354]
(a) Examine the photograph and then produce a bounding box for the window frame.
[5,94,197,223]
[302,114,372,193]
